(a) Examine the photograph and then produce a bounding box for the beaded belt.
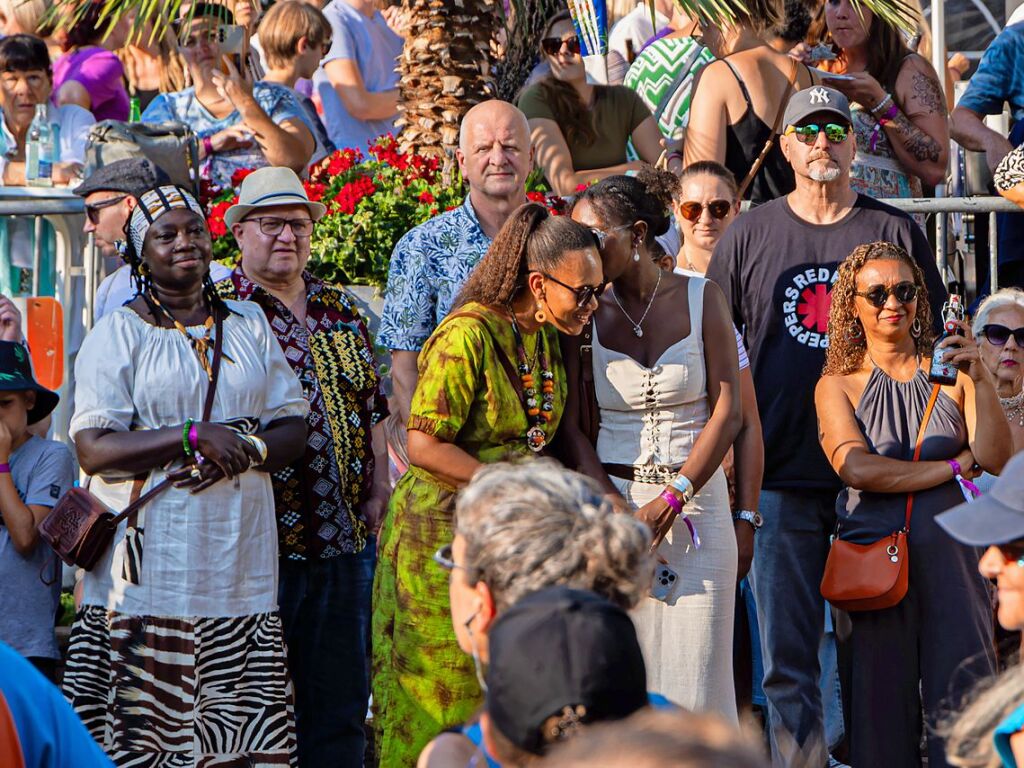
[602,463,683,484]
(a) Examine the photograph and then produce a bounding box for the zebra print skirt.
[63,606,297,767]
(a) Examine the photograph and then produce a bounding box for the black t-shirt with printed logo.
[707,195,946,491]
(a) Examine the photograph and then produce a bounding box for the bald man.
[378,100,533,450]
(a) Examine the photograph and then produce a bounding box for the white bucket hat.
[224,166,327,229]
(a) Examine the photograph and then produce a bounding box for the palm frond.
[46,0,193,47]
[652,0,917,33]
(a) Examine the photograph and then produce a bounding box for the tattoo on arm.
[890,109,942,163]
[910,71,946,115]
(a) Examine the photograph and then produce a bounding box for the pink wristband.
[659,489,682,515]
[189,423,199,452]
[947,459,981,501]
[202,135,214,158]
[0,463,10,473]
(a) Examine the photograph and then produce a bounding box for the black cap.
[75,159,171,199]
[0,341,59,424]
[936,452,1024,546]
[486,586,648,755]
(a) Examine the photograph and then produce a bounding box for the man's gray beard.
[809,166,841,182]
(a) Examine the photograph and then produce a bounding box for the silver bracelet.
[870,93,894,117]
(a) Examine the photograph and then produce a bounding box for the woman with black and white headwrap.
[63,185,310,766]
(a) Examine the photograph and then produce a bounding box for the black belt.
[602,463,683,484]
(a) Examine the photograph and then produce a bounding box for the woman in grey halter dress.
[815,242,1012,768]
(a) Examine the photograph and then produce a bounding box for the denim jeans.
[751,488,840,767]
[278,538,376,768]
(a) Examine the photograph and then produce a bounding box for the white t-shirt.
[94,262,234,321]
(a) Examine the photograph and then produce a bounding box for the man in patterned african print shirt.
[218,167,388,768]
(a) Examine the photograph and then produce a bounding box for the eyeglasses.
[433,543,464,571]
[785,122,852,145]
[541,35,581,56]
[981,324,1024,347]
[854,281,919,308]
[589,223,632,250]
[243,217,314,237]
[677,199,733,222]
[539,271,605,308]
[85,194,127,224]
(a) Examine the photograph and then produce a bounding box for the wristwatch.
[733,510,763,530]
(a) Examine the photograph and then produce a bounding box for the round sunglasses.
[677,199,732,223]
[539,271,605,308]
[785,122,851,145]
[854,281,919,308]
[981,324,1024,347]
[541,35,581,56]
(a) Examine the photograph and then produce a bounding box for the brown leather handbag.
[820,383,941,612]
[39,314,224,571]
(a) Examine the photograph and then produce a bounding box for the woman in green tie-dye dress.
[371,203,603,766]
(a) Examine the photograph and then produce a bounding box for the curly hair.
[823,241,935,377]
[572,168,679,249]
[455,202,597,309]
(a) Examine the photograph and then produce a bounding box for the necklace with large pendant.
[509,312,555,453]
[611,268,662,338]
[1001,389,1024,427]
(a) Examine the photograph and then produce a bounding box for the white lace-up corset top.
[593,276,710,468]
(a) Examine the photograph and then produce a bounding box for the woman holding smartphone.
[142,2,314,189]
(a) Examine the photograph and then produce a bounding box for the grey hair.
[972,288,1024,338]
[943,664,1024,768]
[453,460,653,613]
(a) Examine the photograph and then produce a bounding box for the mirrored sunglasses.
[541,35,581,56]
[678,199,732,223]
[854,281,919,308]
[982,324,1024,347]
[785,122,851,145]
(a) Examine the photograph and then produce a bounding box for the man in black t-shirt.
[708,86,946,766]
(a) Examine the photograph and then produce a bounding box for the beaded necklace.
[148,291,215,381]
[508,311,555,453]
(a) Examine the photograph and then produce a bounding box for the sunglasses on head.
[854,281,919,308]
[678,199,732,222]
[785,122,851,145]
[541,35,581,56]
[539,271,605,308]
[981,324,1024,347]
[85,194,128,225]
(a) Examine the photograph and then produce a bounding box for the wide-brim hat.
[783,85,853,128]
[936,452,1024,546]
[224,167,327,229]
[0,341,59,424]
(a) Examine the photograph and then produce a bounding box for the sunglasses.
[677,199,732,222]
[541,35,581,56]
[589,223,632,250]
[433,543,464,572]
[85,194,127,224]
[785,122,851,145]
[854,281,919,308]
[997,541,1024,567]
[981,324,1024,347]
[540,271,605,308]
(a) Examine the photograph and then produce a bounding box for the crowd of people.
[1,0,1024,767]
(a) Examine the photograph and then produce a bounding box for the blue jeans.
[751,488,840,767]
[278,539,376,768]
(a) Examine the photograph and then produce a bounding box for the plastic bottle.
[129,96,141,123]
[928,294,963,386]
[26,104,53,187]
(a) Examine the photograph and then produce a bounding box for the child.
[0,340,74,681]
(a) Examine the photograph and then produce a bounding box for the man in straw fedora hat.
[217,165,389,767]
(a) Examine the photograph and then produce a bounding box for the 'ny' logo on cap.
[809,87,831,105]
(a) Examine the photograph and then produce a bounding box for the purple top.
[52,47,129,122]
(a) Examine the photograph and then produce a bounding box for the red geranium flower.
[231,168,255,188]
[418,191,435,204]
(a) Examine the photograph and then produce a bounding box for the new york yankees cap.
[783,85,853,128]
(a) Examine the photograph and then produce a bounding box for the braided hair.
[123,198,233,321]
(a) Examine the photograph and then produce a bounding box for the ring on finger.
[190,467,202,479]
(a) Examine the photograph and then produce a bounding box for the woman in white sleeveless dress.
[562,169,742,720]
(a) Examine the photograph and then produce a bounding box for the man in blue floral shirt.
[379,100,533,448]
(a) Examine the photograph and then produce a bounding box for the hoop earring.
[846,321,863,341]
[910,318,922,338]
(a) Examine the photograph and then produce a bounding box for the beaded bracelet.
[182,419,194,458]
[870,92,894,117]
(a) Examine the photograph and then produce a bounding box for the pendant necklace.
[148,291,215,381]
[508,310,555,453]
[611,268,662,338]
[1001,389,1024,427]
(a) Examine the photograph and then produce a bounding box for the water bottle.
[26,103,52,187]
[129,95,141,123]
[928,294,964,386]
